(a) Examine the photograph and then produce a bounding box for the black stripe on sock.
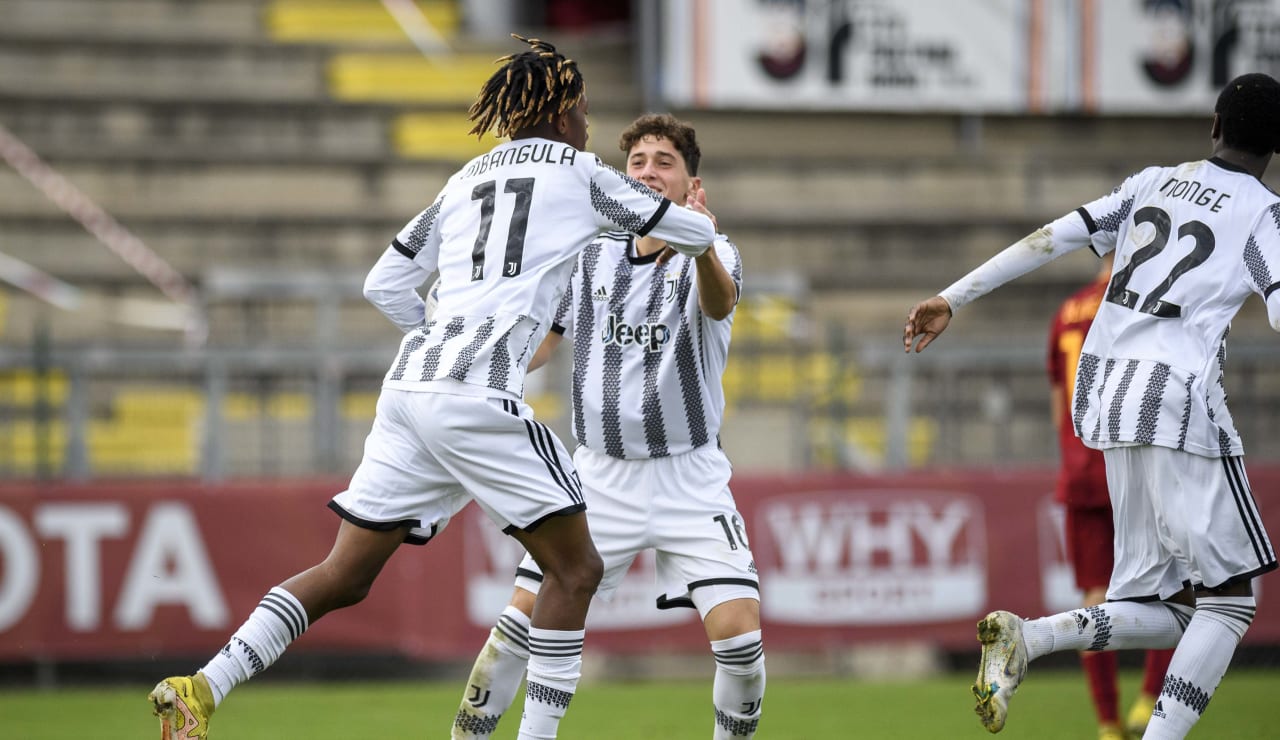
[263,591,307,634]
[495,616,530,651]
[257,600,300,641]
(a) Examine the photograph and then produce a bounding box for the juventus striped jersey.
[1071,158,1280,457]
[552,231,743,459]
[942,157,1280,458]
[362,137,717,399]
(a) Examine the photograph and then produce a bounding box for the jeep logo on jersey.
[600,313,672,352]
[754,491,986,624]
[462,511,694,630]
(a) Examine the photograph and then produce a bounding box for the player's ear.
[1210,113,1222,141]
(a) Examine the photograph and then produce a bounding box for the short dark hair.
[1215,73,1280,156]
[468,35,585,139]
[618,113,702,176]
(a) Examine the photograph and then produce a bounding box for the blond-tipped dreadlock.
[467,34,585,139]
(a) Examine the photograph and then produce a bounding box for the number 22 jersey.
[365,137,716,400]
[1073,157,1280,457]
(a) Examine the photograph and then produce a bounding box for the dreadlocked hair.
[468,34,585,139]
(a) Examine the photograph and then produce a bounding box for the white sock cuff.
[493,606,532,659]
[501,605,532,629]
[711,630,765,674]
[262,587,309,638]
[1194,595,1256,640]
[526,627,585,690]
[527,627,585,658]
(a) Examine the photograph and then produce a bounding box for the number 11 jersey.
[1073,157,1280,457]
[372,137,716,400]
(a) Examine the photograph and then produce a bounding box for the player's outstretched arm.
[903,296,953,353]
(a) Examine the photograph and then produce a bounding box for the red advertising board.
[1,468,1277,661]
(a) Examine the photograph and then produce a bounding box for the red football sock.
[1141,648,1175,697]
[1081,651,1119,723]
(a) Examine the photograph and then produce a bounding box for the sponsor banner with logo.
[656,0,1280,113]
[659,0,1027,111]
[0,469,1277,661]
[1093,0,1280,112]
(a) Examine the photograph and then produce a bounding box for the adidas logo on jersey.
[1152,700,1166,719]
[593,285,609,301]
[600,313,671,352]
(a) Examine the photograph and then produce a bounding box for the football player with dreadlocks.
[149,35,718,740]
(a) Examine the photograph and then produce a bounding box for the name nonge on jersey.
[462,142,577,179]
[600,313,671,352]
[1159,175,1231,212]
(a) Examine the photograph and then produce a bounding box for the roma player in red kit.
[1048,253,1174,740]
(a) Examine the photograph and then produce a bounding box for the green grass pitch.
[2,670,1276,738]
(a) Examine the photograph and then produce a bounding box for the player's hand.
[663,188,717,263]
[903,296,953,353]
[686,187,717,232]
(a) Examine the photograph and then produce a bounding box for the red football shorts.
[1065,505,1116,590]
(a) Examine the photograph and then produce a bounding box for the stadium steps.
[0,99,393,163]
[0,38,330,103]
[0,0,267,44]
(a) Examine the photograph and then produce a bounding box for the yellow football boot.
[149,672,215,739]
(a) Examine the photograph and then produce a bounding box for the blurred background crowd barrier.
[1,0,1279,668]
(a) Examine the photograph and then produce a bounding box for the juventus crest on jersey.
[553,231,742,460]
[363,137,716,399]
[1072,157,1280,457]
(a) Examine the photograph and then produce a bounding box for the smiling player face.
[627,134,701,205]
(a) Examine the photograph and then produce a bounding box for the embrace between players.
[150,36,1279,740]
[151,36,762,740]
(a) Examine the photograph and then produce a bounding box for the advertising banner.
[1,469,1277,661]
[1093,0,1280,112]
[656,0,1280,114]
[659,0,1028,111]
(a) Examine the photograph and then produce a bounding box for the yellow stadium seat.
[341,391,379,420]
[265,0,461,44]
[224,392,313,421]
[112,389,204,422]
[328,53,497,103]
[0,369,69,406]
[393,112,501,159]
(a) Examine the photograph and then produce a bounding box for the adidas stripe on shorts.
[1104,444,1276,600]
[515,444,759,617]
[330,387,584,543]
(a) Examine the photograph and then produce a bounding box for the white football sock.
[453,606,531,739]
[199,587,309,706]
[1021,601,1192,660]
[516,627,584,740]
[1143,596,1255,740]
[711,630,766,739]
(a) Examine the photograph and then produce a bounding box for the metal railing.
[2,331,1276,480]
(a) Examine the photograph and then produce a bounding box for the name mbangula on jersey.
[462,142,578,179]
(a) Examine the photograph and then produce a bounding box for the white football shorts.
[514,444,759,618]
[1104,445,1276,600]
[329,387,584,544]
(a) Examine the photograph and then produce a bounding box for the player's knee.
[547,547,602,599]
